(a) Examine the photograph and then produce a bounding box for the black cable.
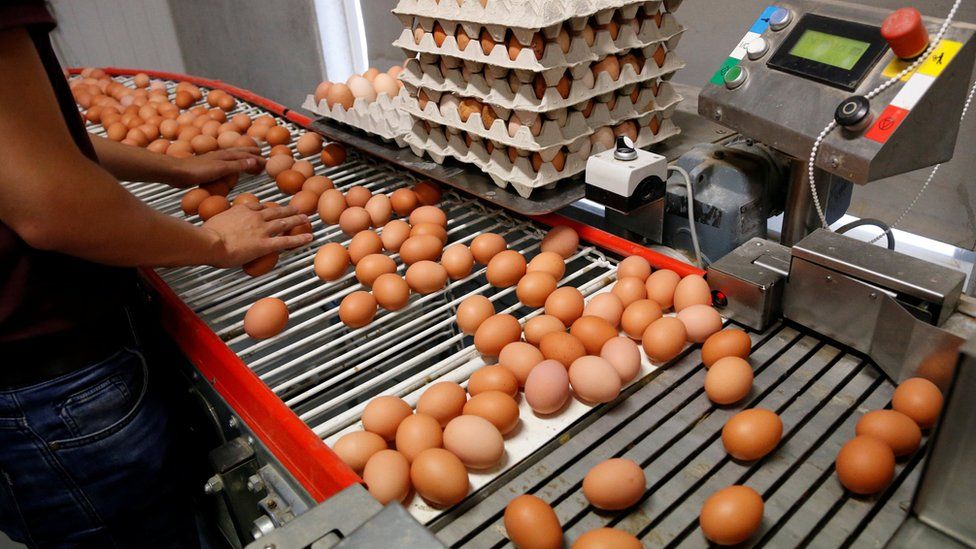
[834,218,895,250]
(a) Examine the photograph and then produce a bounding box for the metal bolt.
[830,156,840,168]
[264,545,276,549]
[247,474,265,494]
[204,475,223,495]
[228,416,239,429]
[870,292,878,299]
[826,275,833,282]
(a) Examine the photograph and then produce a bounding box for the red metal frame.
[76,66,705,503]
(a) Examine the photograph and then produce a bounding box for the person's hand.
[202,203,312,268]
[173,147,266,188]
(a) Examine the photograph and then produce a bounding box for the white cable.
[669,165,705,267]
[808,0,963,230]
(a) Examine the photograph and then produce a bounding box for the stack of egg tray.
[393,0,686,198]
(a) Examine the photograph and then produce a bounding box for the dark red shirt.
[0,1,134,347]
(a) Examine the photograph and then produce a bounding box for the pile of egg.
[313,66,405,111]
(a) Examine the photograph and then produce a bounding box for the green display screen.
[789,30,871,70]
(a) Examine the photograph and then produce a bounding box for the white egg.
[347,75,377,103]
[591,126,615,150]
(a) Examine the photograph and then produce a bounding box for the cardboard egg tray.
[393,0,683,35]
[403,112,680,197]
[394,11,684,75]
[301,88,413,146]
[399,79,681,151]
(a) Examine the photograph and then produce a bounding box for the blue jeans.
[0,346,201,548]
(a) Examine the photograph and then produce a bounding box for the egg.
[699,485,764,545]
[314,242,350,281]
[618,256,652,281]
[479,28,497,55]
[722,408,783,461]
[390,188,419,216]
[339,207,372,236]
[243,298,288,339]
[292,160,314,179]
[516,272,558,308]
[362,395,412,441]
[345,185,372,208]
[544,287,585,326]
[296,132,323,157]
[541,226,578,258]
[406,260,448,294]
[468,365,518,398]
[487,250,527,287]
[362,194,392,227]
[527,251,566,280]
[582,458,645,510]
[355,254,396,286]
[592,56,621,82]
[417,382,467,427]
[601,337,642,383]
[457,295,495,335]
[410,448,469,506]
[572,528,641,549]
[332,430,387,474]
[274,169,305,195]
[570,356,622,404]
[677,304,723,343]
[363,450,411,504]
[583,293,624,328]
[289,190,319,215]
[642,317,687,362]
[412,181,441,206]
[180,188,211,216]
[470,233,508,264]
[674,274,711,311]
[265,126,291,147]
[443,415,504,469]
[395,413,443,463]
[372,273,410,311]
[532,150,567,172]
[243,252,279,277]
[266,154,295,178]
[410,222,448,244]
[432,22,448,47]
[348,230,383,264]
[316,189,347,225]
[892,377,944,429]
[198,195,230,221]
[409,205,447,227]
[523,315,565,347]
[855,409,921,456]
[504,495,563,549]
[569,316,618,356]
[522,359,570,416]
[836,436,895,494]
[539,332,585,369]
[611,277,647,308]
[321,143,347,167]
[702,329,752,368]
[399,235,443,264]
[326,82,355,110]
[381,219,411,252]
[620,299,663,340]
[705,357,753,405]
[339,290,377,328]
[463,390,519,435]
[373,73,400,99]
[441,244,474,280]
[475,314,522,357]
[232,193,260,207]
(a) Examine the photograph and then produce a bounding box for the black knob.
[835,96,874,131]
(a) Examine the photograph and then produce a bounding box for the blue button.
[749,6,780,34]
[769,7,793,30]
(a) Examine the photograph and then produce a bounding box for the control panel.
[699,2,975,184]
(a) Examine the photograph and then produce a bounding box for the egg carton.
[301,88,413,146]
[404,112,680,197]
[400,45,684,115]
[393,0,683,33]
[400,80,681,151]
[394,10,684,75]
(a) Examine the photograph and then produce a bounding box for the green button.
[724,66,743,82]
[710,57,741,86]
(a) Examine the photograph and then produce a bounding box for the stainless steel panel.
[707,238,790,330]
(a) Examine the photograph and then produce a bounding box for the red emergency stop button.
[882,7,930,59]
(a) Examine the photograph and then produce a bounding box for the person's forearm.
[91,135,190,188]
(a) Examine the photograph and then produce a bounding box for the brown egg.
[570,316,618,355]
[478,28,497,56]
[399,235,443,265]
[365,194,393,227]
[702,329,752,368]
[443,414,504,469]
[492,342,541,387]
[856,410,922,456]
[600,336,642,383]
[531,150,567,172]
[317,189,348,225]
[339,207,372,236]
[326,83,355,110]
[410,448,469,506]
[541,226,579,258]
[699,485,764,545]
[618,256,652,281]
[611,277,647,308]
[181,188,211,216]
[198,195,230,221]
[457,295,495,335]
[243,297,288,340]
[314,243,350,281]
[333,430,387,474]
[321,143,347,167]
[523,315,565,347]
[395,413,442,463]
[234,135,259,149]
[243,252,279,277]
[231,113,252,132]
[275,169,306,195]
[582,458,645,510]
[442,244,474,280]
[362,395,412,441]
[525,359,571,414]
[470,233,508,264]
[390,188,419,216]
[592,56,622,82]
[677,305,723,343]
[362,449,411,504]
[373,273,410,311]
[474,314,522,357]
[413,181,441,205]
[487,250,527,288]
[303,175,334,195]
[339,291,377,328]
[836,436,895,494]
[539,332,586,369]
[516,272,557,308]
[406,261,448,294]
[409,205,447,227]
[296,132,323,157]
[674,274,711,311]
[431,22,448,47]
[642,317,687,362]
[288,190,319,215]
[504,495,563,549]
[722,408,783,461]
[573,528,642,549]
[380,219,411,253]
[620,299,663,339]
[468,365,519,397]
[463,390,519,435]
[232,193,260,208]
[292,160,314,179]
[265,126,291,147]
[583,293,625,328]
[355,254,396,286]
[544,286,585,326]
[892,377,944,429]
[705,357,753,405]
[417,382,467,427]
[527,251,566,280]
[410,222,448,245]
[345,185,372,208]
[569,356,622,403]
[348,230,383,264]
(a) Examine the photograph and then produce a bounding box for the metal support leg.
[781,159,834,246]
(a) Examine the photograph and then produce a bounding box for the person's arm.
[0,28,310,268]
[91,135,265,189]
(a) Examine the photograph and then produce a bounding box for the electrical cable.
[834,218,896,250]
[669,165,705,267]
[807,0,963,231]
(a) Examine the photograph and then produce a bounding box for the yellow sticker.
[882,40,963,81]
